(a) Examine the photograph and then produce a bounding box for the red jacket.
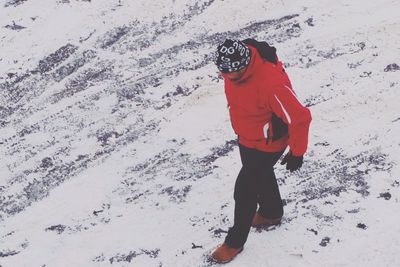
[223,45,312,156]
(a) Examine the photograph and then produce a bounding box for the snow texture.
[0,0,399,266]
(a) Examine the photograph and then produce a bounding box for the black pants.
[224,144,285,248]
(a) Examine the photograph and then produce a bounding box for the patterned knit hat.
[214,39,251,72]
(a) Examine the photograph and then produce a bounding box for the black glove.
[280,152,303,172]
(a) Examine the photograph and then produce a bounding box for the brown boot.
[211,243,243,264]
[251,212,281,227]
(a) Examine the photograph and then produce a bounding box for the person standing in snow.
[211,39,312,263]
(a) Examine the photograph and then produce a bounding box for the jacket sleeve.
[269,85,312,156]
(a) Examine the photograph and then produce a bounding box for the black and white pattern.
[215,39,251,72]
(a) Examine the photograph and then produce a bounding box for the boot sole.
[211,247,244,264]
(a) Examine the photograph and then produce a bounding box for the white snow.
[0,0,399,266]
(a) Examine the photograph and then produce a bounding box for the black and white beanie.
[214,39,251,73]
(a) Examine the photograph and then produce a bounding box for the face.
[222,67,247,82]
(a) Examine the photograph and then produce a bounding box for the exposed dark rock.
[107,249,160,263]
[347,60,364,69]
[293,149,393,204]
[359,71,372,78]
[141,249,160,258]
[212,228,228,238]
[346,208,360,214]
[199,139,237,166]
[304,93,332,107]
[40,157,54,169]
[357,223,367,230]
[319,237,330,247]
[191,243,203,249]
[307,228,318,235]
[50,66,113,104]
[379,192,391,200]
[162,85,199,98]
[305,18,314,26]
[45,224,67,234]
[96,131,123,146]
[98,26,131,49]
[109,251,139,263]
[357,42,366,50]
[161,185,192,203]
[317,48,345,60]
[384,63,399,72]
[315,141,329,146]
[52,50,97,82]
[33,44,78,74]
[0,250,20,257]
[4,21,26,31]
[4,0,27,7]
[93,209,104,216]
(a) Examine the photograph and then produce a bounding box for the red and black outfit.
[222,43,312,248]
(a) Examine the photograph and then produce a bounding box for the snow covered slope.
[0,0,399,266]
